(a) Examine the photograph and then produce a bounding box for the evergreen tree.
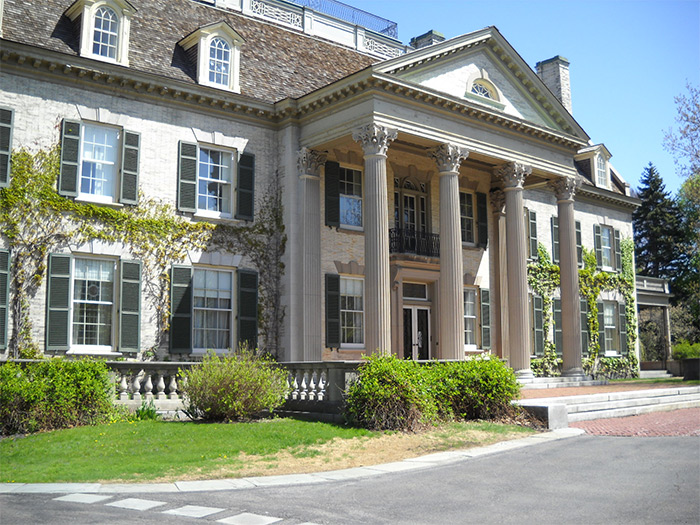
[632,163,684,278]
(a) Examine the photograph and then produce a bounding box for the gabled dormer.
[179,21,245,93]
[575,144,612,190]
[65,0,136,67]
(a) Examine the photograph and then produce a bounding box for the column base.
[561,368,585,379]
[515,368,534,380]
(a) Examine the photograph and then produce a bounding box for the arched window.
[470,79,498,101]
[209,37,231,87]
[92,6,119,60]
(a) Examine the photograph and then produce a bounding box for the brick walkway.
[570,408,700,437]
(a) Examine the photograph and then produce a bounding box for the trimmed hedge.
[344,355,520,431]
[672,341,700,360]
[0,359,114,435]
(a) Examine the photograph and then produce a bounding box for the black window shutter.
[551,216,560,264]
[597,300,605,355]
[594,224,603,269]
[325,273,340,347]
[0,108,13,188]
[553,298,562,355]
[480,288,491,350]
[238,269,258,350]
[580,298,589,356]
[614,229,622,272]
[476,192,488,248]
[120,130,140,205]
[325,161,340,227]
[46,253,72,351]
[119,260,141,353]
[529,210,538,259]
[59,120,81,197]
[236,153,255,221]
[533,295,544,356]
[619,303,627,355]
[0,249,9,350]
[177,141,197,212]
[575,220,582,266]
[170,265,193,353]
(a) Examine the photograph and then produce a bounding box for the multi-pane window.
[603,301,619,354]
[198,147,233,214]
[339,167,362,228]
[72,258,114,349]
[596,155,608,187]
[600,226,613,269]
[193,269,232,351]
[80,124,119,201]
[209,37,231,87]
[340,277,363,345]
[464,288,477,346]
[460,192,475,243]
[93,6,118,59]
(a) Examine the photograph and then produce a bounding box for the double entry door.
[403,306,430,360]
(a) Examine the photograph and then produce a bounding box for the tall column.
[352,124,397,354]
[297,148,327,361]
[430,144,469,360]
[496,162,532,377]
[490,189,509,361]
[550,176,584,377]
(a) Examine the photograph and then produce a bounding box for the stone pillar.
[663,305,672,363]
[496,162,532,378]
[352,124,397,354]
[550,176,584,377]
[490,189,509,361]
[297,148,327,361]
[430,144,469,360]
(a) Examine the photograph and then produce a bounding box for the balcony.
[389,228,440,257]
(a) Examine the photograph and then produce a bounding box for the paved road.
[2,430,698,524]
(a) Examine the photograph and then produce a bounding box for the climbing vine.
[0,146,286,360]
[527,244,561,376]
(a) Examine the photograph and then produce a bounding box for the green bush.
[343,355,521,431]
[179,350,289,422]
[0,359,114,435]
[672,341,700,360]
[344,355,438,431]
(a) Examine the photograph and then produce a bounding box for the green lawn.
[610,377,700,386]
[0,418,374,483]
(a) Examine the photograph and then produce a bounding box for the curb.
[0,428,584,494]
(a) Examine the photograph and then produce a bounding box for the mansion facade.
[0,0,639,377]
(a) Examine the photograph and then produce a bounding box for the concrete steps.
[639,370,674,379]
[519,377,608,390]
[518,386,700,428]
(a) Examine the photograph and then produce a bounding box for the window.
[209,37,231,87]
[551,216,583,266]
[594,224,621,271]
[198,147,233,215]
[193,269,233,351]
[93,6,118,60]
[600,226,613,268]
[340,277,364,346]
[596,155,608,188]
[80,123,119,201]
[403,282,427,300]
[460,192,474,243]
[339,167,363,228]
[459,191,488,247]
[469,79,499,101]
[72,258,115,351]
[525,208,538,259]
[464,288,477,347]
[603,301,619,355]
[0,107,14,188]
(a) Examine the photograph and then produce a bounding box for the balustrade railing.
[389,227,440,257]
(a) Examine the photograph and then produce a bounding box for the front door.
[403,306,430,360]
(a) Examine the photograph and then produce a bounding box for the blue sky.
[346,0,700,196]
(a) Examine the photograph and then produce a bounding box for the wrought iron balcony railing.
[389,228,440,257]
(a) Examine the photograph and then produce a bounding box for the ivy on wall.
[528,239,638,379]
[0,147,286,360]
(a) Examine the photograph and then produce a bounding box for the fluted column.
[549,176,584,377]
[352,124,397,354]
[496,162,532,377]
[298,147,327,361]
[490,188,509,361]
[430,144,469,360]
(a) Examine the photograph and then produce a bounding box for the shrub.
[179,350,289,422]
[672,341,700,360]
[344,355,439,432]
[0,359,114,435]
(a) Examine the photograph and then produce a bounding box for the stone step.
[566,392,700,416]
[519,377,608,389]
[639,370,674,379]
[568,398,700,422]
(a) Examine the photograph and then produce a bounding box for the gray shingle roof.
[1,0,377,103]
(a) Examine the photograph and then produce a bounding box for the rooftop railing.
[289,0,398,38]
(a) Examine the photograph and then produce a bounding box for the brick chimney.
[536,55,572,114]
[410,30,445,49]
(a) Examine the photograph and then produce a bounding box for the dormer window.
[596,155,608,188]
[65,0,135,67]
[179,22,244,93]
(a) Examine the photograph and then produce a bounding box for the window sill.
[76,196,123,208]
[193,211,237,223]
[67,349,123,357]
[604,351,622,358]
[341,344,365,350]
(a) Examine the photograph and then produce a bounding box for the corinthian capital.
[494,162,532,189]
[490,188,506,214]
[548,176,581,201]
[352,123,398,156]
[429,143,469,173]
[297,147,327,179]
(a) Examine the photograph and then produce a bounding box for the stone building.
[0,0,639,377]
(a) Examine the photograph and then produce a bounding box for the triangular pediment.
[373,27,587,139]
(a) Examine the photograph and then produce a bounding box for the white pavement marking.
[217,512,283,524]
[163,505,226,518]
[53,493,113,504]
[105,498,167,511]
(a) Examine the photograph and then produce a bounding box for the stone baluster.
[300,371,309,400]
[308,370,317,401]
[118,372,129,401]
[131,372,142,402]
[156,373,167,400]
[317,371,327,401]
[168,374,179,400]
[143,373,154,401]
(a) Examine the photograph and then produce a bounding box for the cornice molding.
[577,184,640,210]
